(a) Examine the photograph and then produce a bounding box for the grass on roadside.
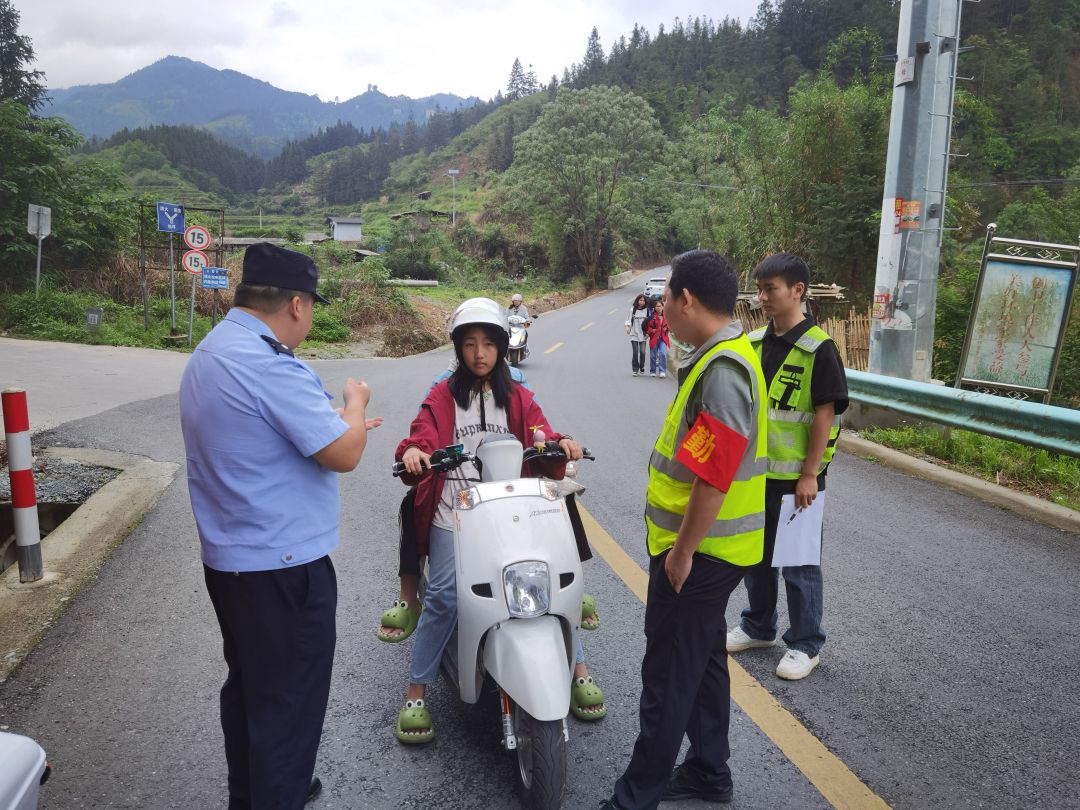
[0,287,355,351]
[861,425,1080,511]
[0,288,218,348]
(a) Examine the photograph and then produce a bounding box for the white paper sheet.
[771,493,824,567]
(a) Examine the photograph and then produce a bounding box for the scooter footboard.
[483,617,572,722]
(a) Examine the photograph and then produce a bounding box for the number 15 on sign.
[182,250,209,274]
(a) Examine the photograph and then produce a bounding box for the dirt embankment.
[300,284,599,360]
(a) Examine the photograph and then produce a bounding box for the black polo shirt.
[759,316,848,493]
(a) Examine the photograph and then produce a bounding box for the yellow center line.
[578,506,890,810]
[580,322,595,331]
[545,342,564,354]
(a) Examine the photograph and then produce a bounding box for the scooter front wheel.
[513,704,566,810]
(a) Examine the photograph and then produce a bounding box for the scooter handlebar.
[523,442,595,463]
[392,442,593,477]
[391,447,474,478]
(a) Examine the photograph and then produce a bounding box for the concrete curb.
[0,448,178,680]
[839,431,1080,536]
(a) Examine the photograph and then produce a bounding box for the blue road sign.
[156,202,185,233]
[201,266,229,289]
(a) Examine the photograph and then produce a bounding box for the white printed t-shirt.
[432,390,511,529]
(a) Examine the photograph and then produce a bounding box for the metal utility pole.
[869,0,967,381]
[448,169,460,226]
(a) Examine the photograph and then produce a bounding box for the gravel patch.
[0,449,119,505]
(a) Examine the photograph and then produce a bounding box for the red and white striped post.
[2,389,43,582]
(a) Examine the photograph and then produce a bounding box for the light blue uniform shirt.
[179,309,349,572]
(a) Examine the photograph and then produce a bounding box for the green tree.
[706,56,890,291]
[0,100,133,281]
[0,0,45,110]
[507,58,526,100]
[511,85,666,285]
[581,27,605,80]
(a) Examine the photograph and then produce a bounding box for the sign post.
[27,204,51,298]
[182,244,208,347]
[157,203,185,334]
[201,266,229,326]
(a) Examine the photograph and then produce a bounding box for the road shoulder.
[0,448,177,680]
[839,431,1080,535]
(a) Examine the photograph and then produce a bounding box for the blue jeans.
[739,486,826,657]
[649,343,668,374]
[411,525,584,685]
[631,340,646,373]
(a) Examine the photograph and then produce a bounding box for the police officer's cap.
[242,242,329,303]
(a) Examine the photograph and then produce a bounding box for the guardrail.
[846,370,1080,458]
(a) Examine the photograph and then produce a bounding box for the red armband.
[674,411,749,492]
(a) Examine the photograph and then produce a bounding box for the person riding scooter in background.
[506,292,530,321]
[392,298,605,744]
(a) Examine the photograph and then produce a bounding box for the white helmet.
[447,297,508,339]
[511,293,523,303]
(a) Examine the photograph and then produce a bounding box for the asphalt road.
[0,287,1077,809]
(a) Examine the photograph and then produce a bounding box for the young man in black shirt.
[726,253,848,681]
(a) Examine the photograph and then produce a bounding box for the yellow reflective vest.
[747,324,841,480]
[645,331,768,565]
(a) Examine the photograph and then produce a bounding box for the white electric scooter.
[507,314,531,366]
[393,436,593,810]
[0,732,50,810]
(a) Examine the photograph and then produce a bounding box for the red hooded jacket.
[646,313,670,349]
[395,379,566,556]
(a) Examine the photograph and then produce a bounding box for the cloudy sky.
[17,0,762,101]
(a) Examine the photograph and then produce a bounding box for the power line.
[950,178,1080,189]
[639,176,739,191]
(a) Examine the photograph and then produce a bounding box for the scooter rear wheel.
[512,704,566,810]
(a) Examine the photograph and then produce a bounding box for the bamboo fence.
[733,303,872,372]
[820,307,872,371]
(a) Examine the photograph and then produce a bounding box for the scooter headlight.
[503,561,550,618]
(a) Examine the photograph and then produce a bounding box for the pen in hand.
[786,507,804,526]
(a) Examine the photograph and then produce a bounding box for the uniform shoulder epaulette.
[260,334,295,358]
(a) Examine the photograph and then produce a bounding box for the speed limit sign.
[182,249,209,274]
[184,225,211,250]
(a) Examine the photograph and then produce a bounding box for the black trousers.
[613,551,745,810]
[631,340,647,373]
[204,557,337,810]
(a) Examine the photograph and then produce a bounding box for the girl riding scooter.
[392,298,605,743]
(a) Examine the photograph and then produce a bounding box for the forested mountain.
[43,56,479,158]
[86,96,509,202]
[97,125,266,194]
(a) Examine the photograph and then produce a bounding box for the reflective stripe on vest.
[645,333,767,566]
[749,324,841,480]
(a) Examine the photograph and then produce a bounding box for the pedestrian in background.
[179,242,382,809]
[727,252,848,680]
[646,300,670,378]
[601,249,768,810]
[625,293,650,376]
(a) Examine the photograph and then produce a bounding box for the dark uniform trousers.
[613,550,745,810]
[204,556,337,810]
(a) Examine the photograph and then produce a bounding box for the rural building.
[327,216,364,242]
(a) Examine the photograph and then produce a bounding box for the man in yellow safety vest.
[726,252,848,681]
[601,250,767,810]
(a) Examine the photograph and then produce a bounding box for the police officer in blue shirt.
[180,242,381,809]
